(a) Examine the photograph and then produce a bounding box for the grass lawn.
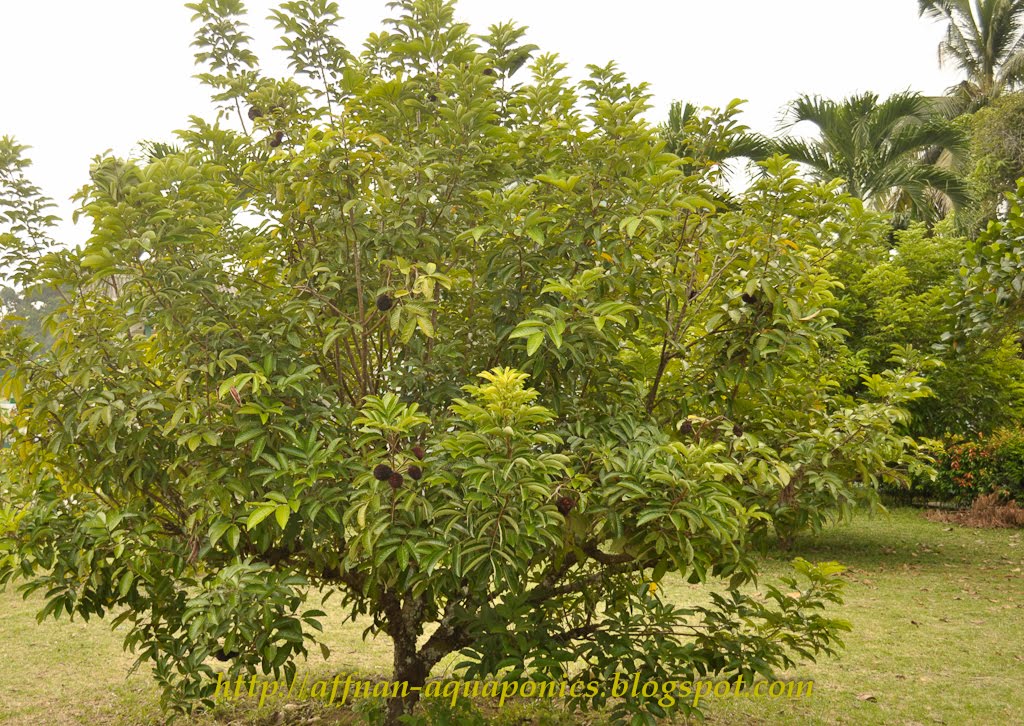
[1,508,1022,725]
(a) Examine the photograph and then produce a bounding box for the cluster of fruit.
[248,105,286,147]
[678,417,743,438]
[373,445,426,490]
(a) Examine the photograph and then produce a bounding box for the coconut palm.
[919,0,1024,111]
[774,91,969,223]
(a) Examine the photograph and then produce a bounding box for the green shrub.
[981,429,1024,502]
[904,429,1024,505]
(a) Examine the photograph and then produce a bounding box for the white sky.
[1,1,961,246]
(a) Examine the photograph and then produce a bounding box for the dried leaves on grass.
[925,493,1024,528]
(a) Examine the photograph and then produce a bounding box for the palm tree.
[660,100,772,210]
[919,0,1024,111]
[774,91,968,223]
[661,100,771,176]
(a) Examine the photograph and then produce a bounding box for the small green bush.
[982,429,1024,502]
[903,429,1024,505]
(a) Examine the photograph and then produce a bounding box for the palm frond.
[777,90,968,222]
[920,0,1024,101]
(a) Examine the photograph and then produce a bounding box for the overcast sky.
[2,1,961,246]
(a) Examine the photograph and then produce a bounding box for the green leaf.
[209,520,232,547]
[548,320,565,348]
[275,504,291,530]
[525,331,544,356]
[81,251,114,269]
[246,505,276,531]
[234,427,264,445]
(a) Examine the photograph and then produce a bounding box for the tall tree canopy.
[965,92,1024,228]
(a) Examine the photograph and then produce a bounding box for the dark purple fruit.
[732,424,743,437]
[482,68,495,76]
[388,472,404,489]
[411,445,426,460]
[556,496,575,516]
[407,465,423,480]
[269,130,284,148]
[427,93,438,103]
[742,292,757,305]
[373,464,393,481]
[247,106,263,120]
[679,420,694,435]
[376,293,393,312]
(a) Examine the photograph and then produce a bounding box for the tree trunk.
[383,592,429,726]
[776,482,797,551]
[385,637,429,726]
[381,591,471,725]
